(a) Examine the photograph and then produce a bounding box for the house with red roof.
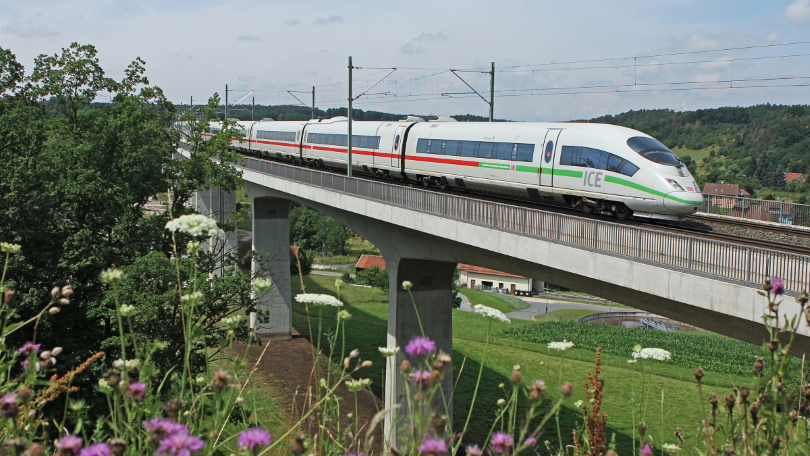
[786,173,806,184]
[458,263,533,295]
[355,254,387,273]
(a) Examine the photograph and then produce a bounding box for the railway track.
[687,213,810,239]
[234,150,810,257]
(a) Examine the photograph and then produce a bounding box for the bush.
[356,266,389,290]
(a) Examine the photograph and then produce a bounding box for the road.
[459,293,637,321]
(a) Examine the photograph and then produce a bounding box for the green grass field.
[290,274,756,455]
[671,145,718,162]
[458,287,523,313]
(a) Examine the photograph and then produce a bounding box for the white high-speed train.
[181,116,703,221]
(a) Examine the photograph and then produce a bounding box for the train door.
[297,124,307,159]
[391,126,406,168]
[540,129,562,187]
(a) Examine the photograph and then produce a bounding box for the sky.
[2,0,810,121]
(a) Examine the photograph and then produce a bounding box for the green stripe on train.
[516,165,540,173]
[479,162,511,170]
[551,169,583,178]
[604,176,703,205]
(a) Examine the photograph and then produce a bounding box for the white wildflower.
[100,268,125,284]
[574,400,584,408]
[98,378,112,393]
[401,280,413,290]
[473,304,510,323]
[295,293,343,307]
[337,310,352,321]
[345,378,372,392]
[119,304,136,317]
[627,359,637,364]
[0,242,21,254]
[165,214,225,238]
[181,291,203,303]
[335,278,344,288]
[124,359,141,369]
[221,316,241,329]
[186,241,201,253]
[378,346,400,357]
[662,443,682,452]
[633,348,672,362]
[253,278,273,292]
[547,340,575,351]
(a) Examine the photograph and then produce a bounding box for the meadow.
[291,275,755,455]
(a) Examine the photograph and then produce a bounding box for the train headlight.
[665,178,685,191]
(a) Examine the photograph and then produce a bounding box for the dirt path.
[235,331,385,452]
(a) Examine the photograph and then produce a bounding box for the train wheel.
[615,204,633,220]
[582,205,593,214]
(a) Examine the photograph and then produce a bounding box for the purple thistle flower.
[127,382,147,402]
[144,418,188,443]
[640,444,653,456]
[411,369,432,389]
[523,438,537,447]
[490,432,514,454]
[56,434,83,456]
[79,443,110,456]
[237,427,272,451]
[418,437,448,454]
[405,336,435,357]
[0,393,18,417]
[157,430,205,456]
[772,277,785,295]
[18,342,41,355]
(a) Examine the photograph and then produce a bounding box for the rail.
[701,194,810,227]
[229,155,810,295]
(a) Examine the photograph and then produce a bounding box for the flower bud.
[560,381,573,397]
[50,286,61,299]
[400,360,411,373]
[236,396,245,404]
[401,280,413,290]
[497,398,506,406]
[510,371,522,384]
[108,438,126,456]
[694,367,704,383]
[361,360,373,368]
[350,349,360,358]
[343,357,350,370]
[61,285,73,297]
[40,351,52,360]
[51,347,63,356]
[638,422,647,438]
[48,307,60,314]
[3,289,15,305]
[113,359,124,369]
[58,298,70,306]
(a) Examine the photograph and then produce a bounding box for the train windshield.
[627,136,682,167]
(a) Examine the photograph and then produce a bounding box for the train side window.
[560,146,574,165]
[597,150,610,170]
[517,144,534,162]
[496,142,513,160]
[394,135,401,151]
[416,138,429,153]
[580,147,602,168]
[606,154,625,173]
[445,140,460,156]
[544,141,554,163]
[478,142,494,159]
[619,160,640,177]
[461,141,477,157]
[430,140,444,154]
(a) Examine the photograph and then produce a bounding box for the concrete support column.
[192,187,237,276]
[383,257,457,446]
[250,195,292,338]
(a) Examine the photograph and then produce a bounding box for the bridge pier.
[382,256,456,446]
[245,182,292,339]
[191,187,237,276]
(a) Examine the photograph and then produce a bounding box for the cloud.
[400,42,427,55]
[313,15,343,25]
[686,33,719,51]
[765,32,779,43]
[238,35,261,42]
[285,18,301,27]
[785,0,810,24]
[1,13,58,38]
[413,31,447,42]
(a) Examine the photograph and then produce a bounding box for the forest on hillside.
[592,105,810,198]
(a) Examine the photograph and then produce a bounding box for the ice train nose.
[663,192,703,215]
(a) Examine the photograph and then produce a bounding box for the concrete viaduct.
[184,151,810,440]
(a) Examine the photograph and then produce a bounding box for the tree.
[0,44,252,404]
[356,266,389,290]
